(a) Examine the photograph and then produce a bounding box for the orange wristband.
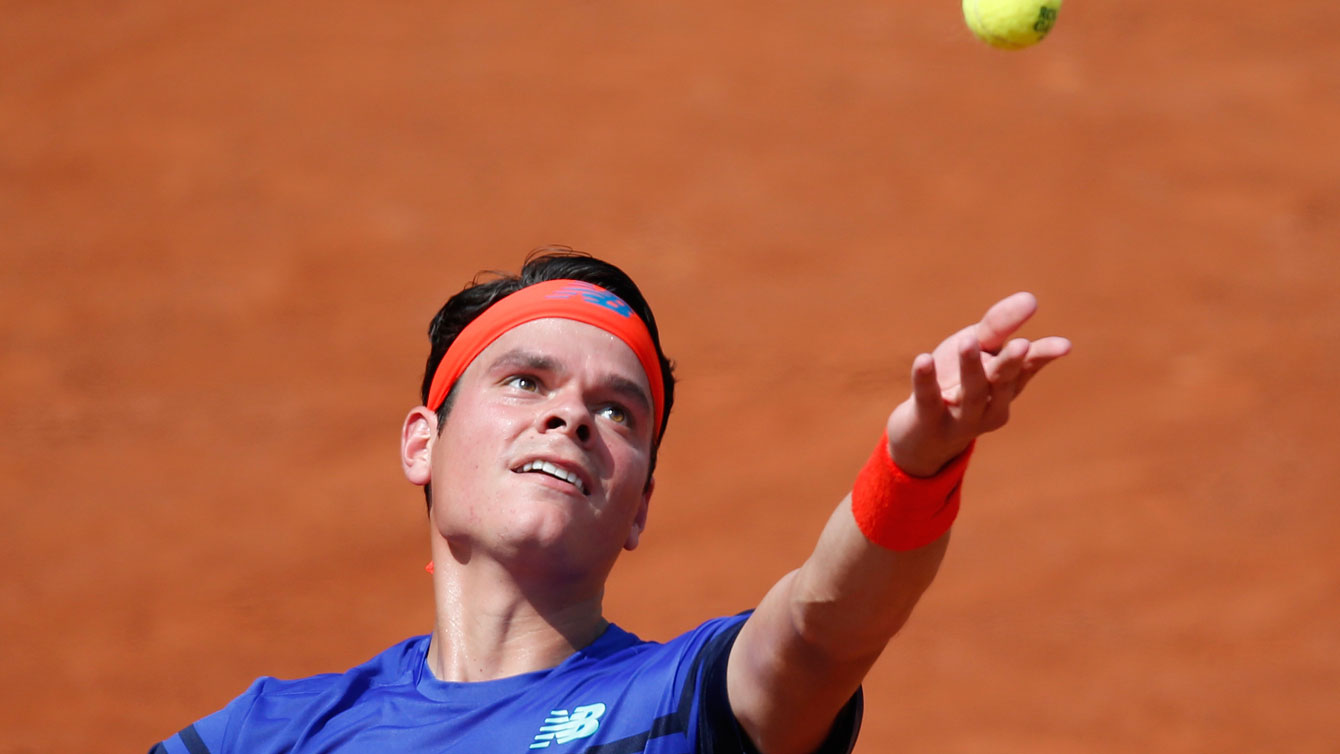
[851,432,974,551]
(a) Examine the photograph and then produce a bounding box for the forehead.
[465,318,651,390]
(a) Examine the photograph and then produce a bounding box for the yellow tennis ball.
[963,0,1061,50]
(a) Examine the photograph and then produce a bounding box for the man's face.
[427,318,656,579]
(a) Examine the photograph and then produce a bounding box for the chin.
[491,506,587,553]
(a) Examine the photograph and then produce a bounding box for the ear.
[401,406,438,486]
[624,476,654,551]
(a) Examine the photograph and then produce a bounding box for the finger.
[1029,335,1073,360]
[982,339,1029,428]
[985,338,1029,387]
[1014,336,1072,397]
[974,292,1038,354]
[911,352,942,414]
[957,334,988,415]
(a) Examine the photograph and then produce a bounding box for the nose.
[540,394,593,444]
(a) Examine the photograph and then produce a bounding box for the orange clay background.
[3,2,1338,752]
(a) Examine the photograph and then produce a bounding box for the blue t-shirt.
[150,614,862,753]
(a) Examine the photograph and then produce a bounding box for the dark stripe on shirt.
[179,724,212,754]
[583,616,750,754]
[582,711,683,754]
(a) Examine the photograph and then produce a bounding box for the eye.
[504,375,540,392]
[597,404,630,425]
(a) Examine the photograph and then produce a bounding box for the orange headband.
[425,279,665,439]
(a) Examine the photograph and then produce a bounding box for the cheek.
[432,411,513,496]
[441,402,520,455]
[606,443,652,495]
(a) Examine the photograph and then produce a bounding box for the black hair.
[419,246,676,510]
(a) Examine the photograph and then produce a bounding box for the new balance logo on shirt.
[529,702,606,749]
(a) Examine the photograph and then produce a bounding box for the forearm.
[787,495,950,660]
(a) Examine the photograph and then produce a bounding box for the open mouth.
[514,460,588,495]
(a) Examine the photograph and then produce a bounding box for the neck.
[424,538,610,682]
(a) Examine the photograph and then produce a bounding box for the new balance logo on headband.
[546,282,633,317]
[529,702,606,748]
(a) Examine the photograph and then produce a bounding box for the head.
[413,246,676,512]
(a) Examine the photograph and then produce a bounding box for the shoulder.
[248,633,427,701]
[600,614,862,754]
[515,616,753,751]
[573,615,749,683]
[153,635,429,754]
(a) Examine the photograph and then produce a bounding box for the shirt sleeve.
[147,722,216,754]
[147,680,263,754]
[693,615,864,754]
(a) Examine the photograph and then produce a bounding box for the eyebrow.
[604,374,654,419]
[487,347,654,418]
[487,349,562,377]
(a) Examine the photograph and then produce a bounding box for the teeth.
[520,460,586,494]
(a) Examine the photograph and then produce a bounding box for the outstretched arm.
[727,292,1071,754]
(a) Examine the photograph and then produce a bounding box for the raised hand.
[884,292,1071,477]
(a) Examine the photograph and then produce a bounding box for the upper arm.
[725,497,949,754]
[725,573,872,754]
